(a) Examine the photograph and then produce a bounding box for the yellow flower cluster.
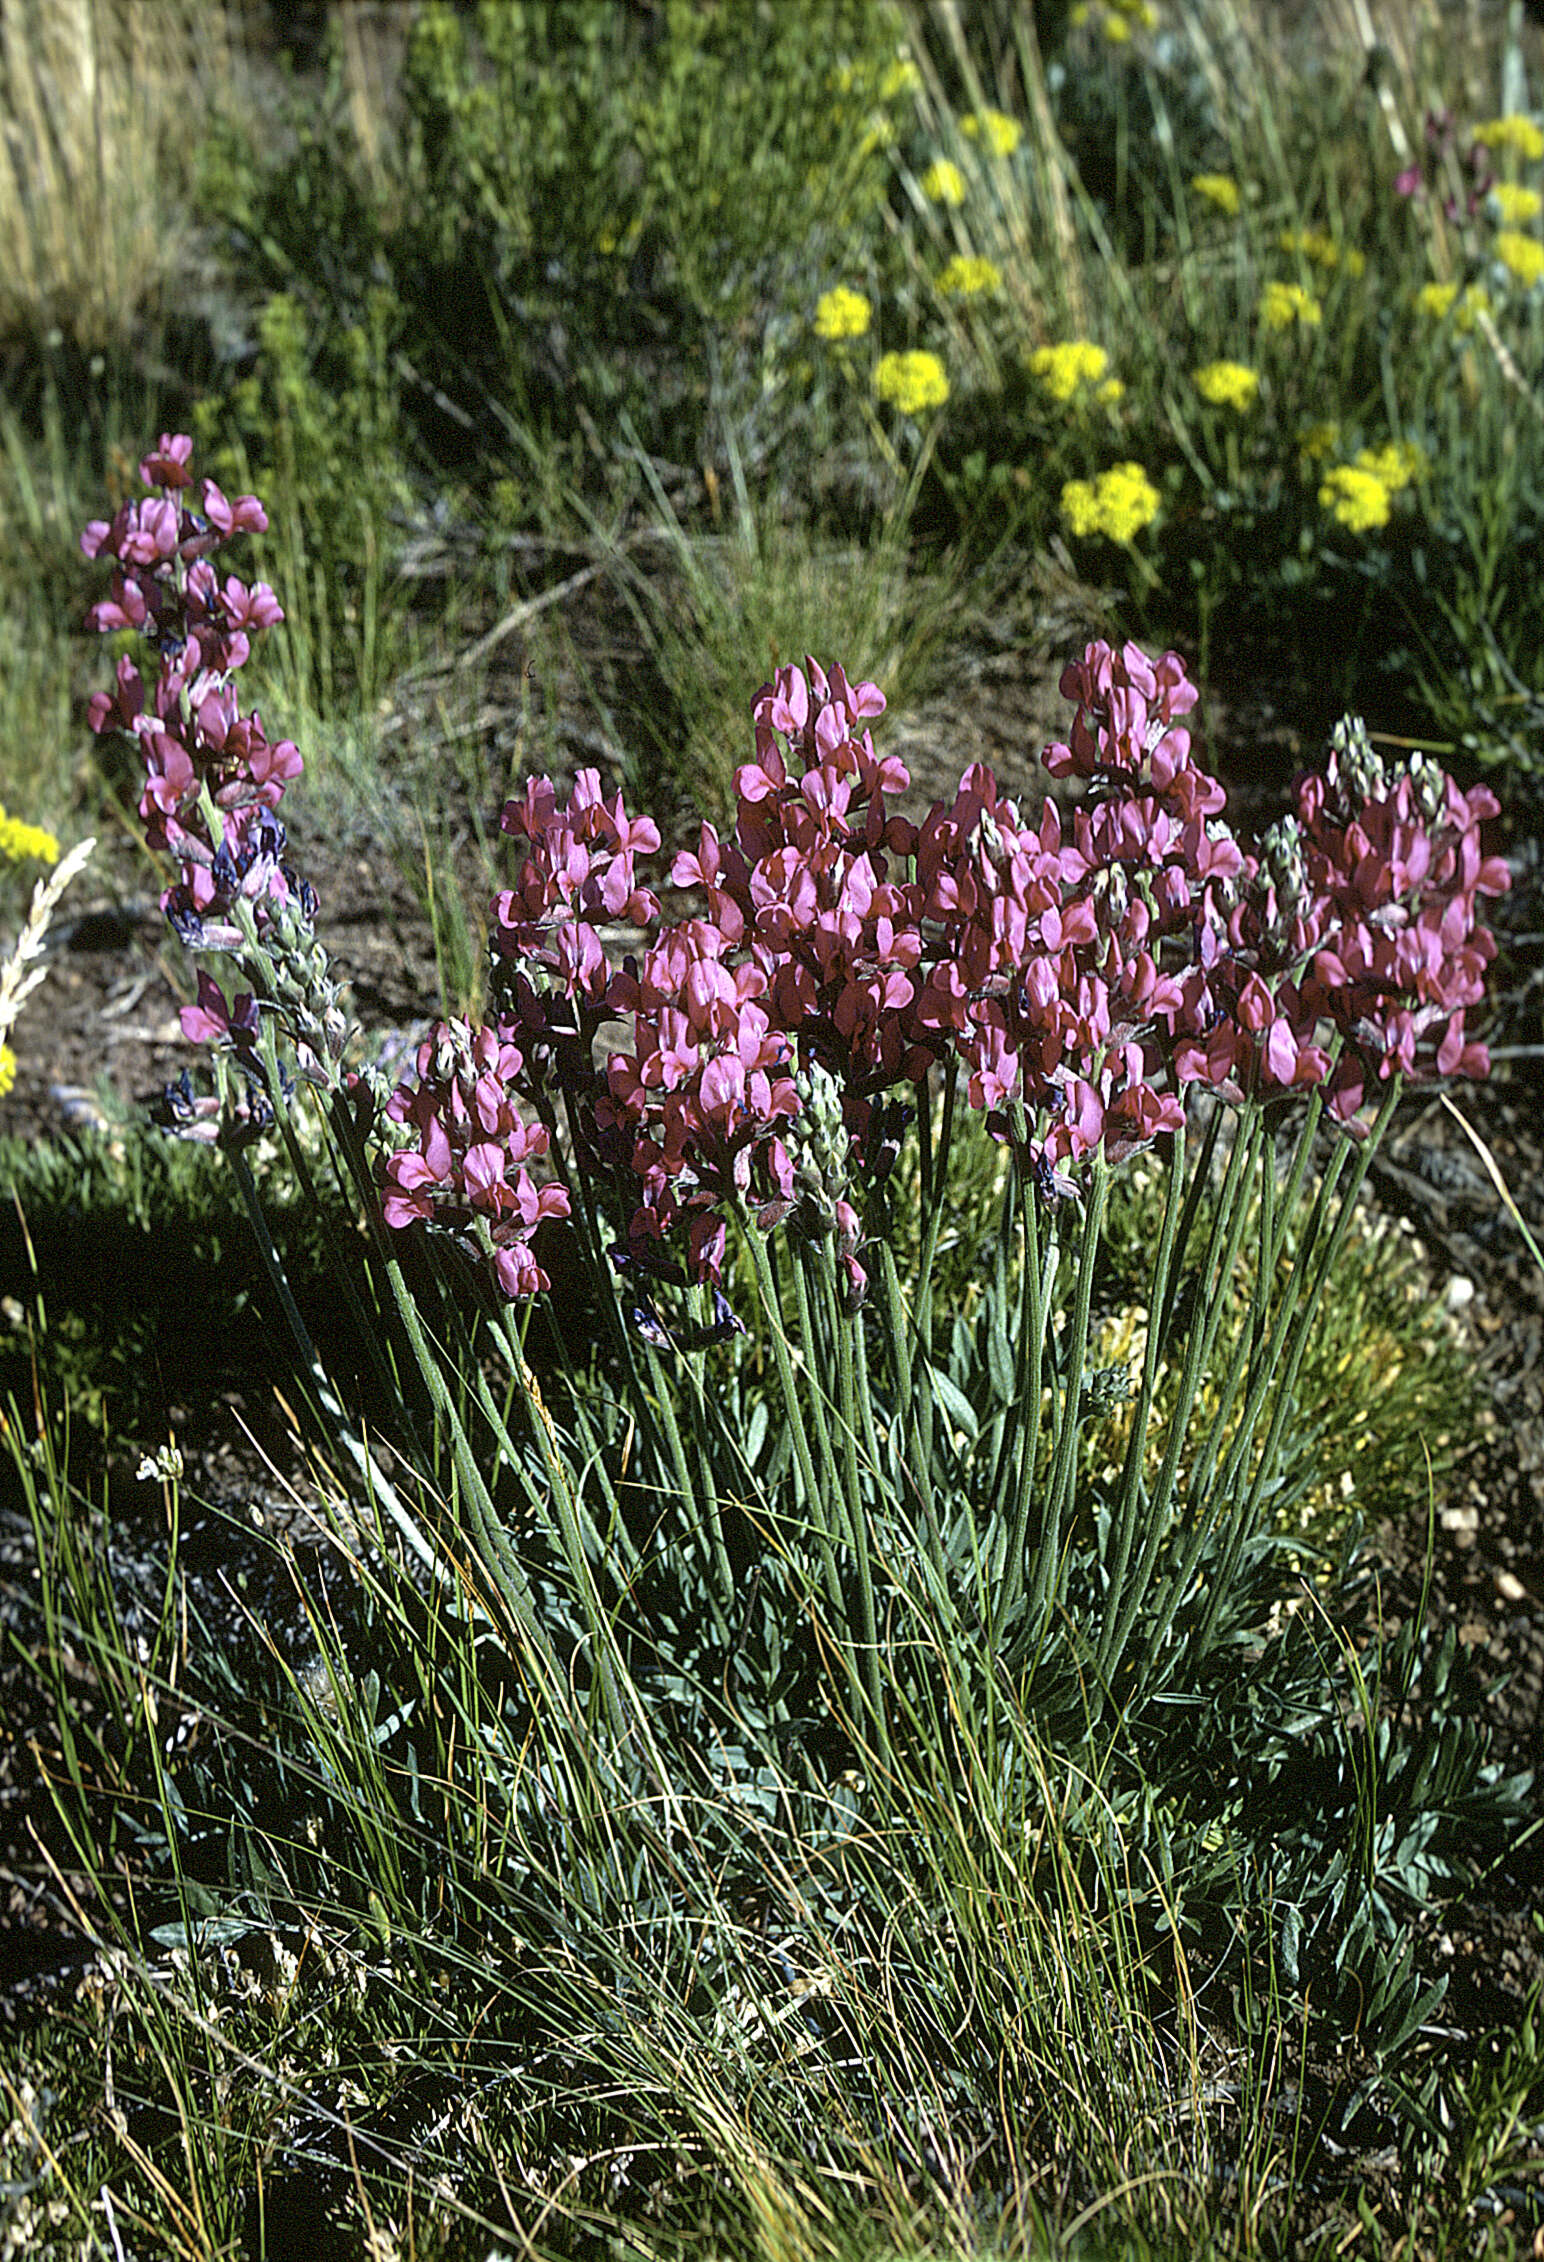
[1494,229,1544,287]
[1474,114,1544,163]
[1192,360,1260,410]
[961,108,1021,158]
[1318,441,1424,532]
[921,160,966,206]
[833,54,920,106]
[1060,461,1160,543]
[0,808,60,865]
[1359,440,1425,489]
[874,350,950,414]
[1072,0,1160,38]
[1191,173,1241,216]
[0,1043,15,1100]
[814,287,872,340]
[1028,339,1109,402]
[1278,227,1366,278]
[1415,280,1491,330]
[1490,182,1542,226]
[1318,465,1393,532]
[938,254,1002,297]
[1260,280,1322,330]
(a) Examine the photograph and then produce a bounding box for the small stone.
[1445,1275,1476,1312]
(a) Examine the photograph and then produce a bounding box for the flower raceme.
[381,1020,569,1299]
[80,434,305,952]
[79,436,356,1146]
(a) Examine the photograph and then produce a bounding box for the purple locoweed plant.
[82,437,1511,1748]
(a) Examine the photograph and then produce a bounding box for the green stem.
[1024,1155,1108,1639]
[1097,1125,1187,1645]
[994,1178,1057,1632]
[827,1250,885,1742]
[741,1218,846,1623]
[223,1145,443,1586]
[1195,1079,1402,1654]
[1096,1106,1260,1686]
[377,1247,562,1679]
[877,1239,946,1584]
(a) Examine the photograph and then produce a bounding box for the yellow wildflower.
[874,350,950,414]
[1490,183,1542,226]
[880,57,922,102]
[961,109,1021,158]
[1494,229,1544,287]
[1028,339,1109,402]
[1319,464,1393,532]
[1060,461,1160,543]
[1355,441,1424,493]
[1096,377,1126,405]
[0,1043,14,1100]
[1073,0,1159,37]
[1192,360,1260,410]
[1260,280,1322,330]
[1192,173,1241,216]
[938,255,1002,297]
[1474,115,1544,163]
[1415,279,1490,330]
[0,809,60,865]
[1278,227,1365,278]
[921,160,966,206]
[814,287,872,341]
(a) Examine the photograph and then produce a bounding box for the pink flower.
[139,434,195,489]
[179,970,259,1049]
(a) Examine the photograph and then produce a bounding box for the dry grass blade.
[1439,1090,1544,1280]
[0,831,93,1041]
